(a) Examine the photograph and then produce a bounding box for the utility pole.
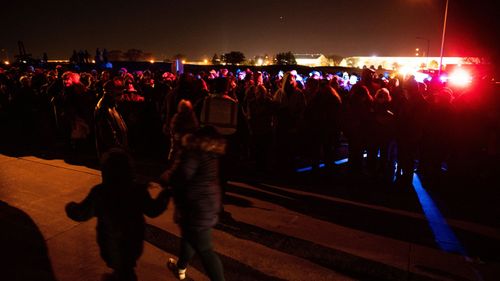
[439,0,449,75]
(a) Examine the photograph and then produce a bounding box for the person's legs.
[177,235,196,269]
[187,228,225,281]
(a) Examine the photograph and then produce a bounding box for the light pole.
[438,0,449,75]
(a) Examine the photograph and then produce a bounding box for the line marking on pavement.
[17,156,100,176]
[229,181,296,200]
[238,181,500,241]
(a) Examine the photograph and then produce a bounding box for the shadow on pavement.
[0,201,57,281]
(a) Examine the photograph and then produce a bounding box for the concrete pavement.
[1,153,499,280]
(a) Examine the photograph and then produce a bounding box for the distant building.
[294,54,329,67]
[339,56,481,70]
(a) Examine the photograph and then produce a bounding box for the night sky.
[1,0,497,61]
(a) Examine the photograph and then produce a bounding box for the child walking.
[66,148,169,281]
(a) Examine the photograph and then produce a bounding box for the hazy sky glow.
[1,0,496,61]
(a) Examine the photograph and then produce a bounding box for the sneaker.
[167,258,186,280]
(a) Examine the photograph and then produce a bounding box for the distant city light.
[91,59,96,63]
[3,61,9,65]
[150,59,155,63]
[257,58,264,66]
[181,60,186,64]
[204,59,208,64]
[349,75,358,85]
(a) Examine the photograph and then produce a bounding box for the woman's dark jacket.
[161,132,226,231]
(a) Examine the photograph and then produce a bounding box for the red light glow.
[448,69,472,87]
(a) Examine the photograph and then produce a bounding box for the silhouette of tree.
[346,57,360,68]
[429,60,439,69]
[95,48,103,64]
[107,50,123,61]
[275,52,296,65]
[221,51,245,65]
[211,53,221,65]
[123,49,145,61]
[84,50,91,63]
[102,49,109,63]
[172,53,186,61]
[70,50,78,64]
[327,54,344,66]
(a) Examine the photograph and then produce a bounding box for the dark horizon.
[1,0,497,61]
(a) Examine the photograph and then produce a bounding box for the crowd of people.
[1,63,499,280]
[0,63,497,185]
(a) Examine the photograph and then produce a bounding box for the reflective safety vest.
[200,94,238,135]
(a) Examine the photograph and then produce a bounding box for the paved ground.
[1,152,499,281]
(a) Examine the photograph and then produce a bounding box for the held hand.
[65,201,78,216]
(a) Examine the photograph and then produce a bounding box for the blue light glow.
[296,154,367,173]
[412,173,467,255]
[295,157,357,173]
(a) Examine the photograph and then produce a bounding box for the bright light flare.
[414,72,430,83]
[399,66,413,77]
[448,69,472,87]
[3,61,9,65]
[150,59,155,63]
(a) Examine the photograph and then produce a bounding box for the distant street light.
[416,37,430,58]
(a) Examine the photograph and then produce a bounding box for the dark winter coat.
[94,93,128,157]
[160,131,226,231]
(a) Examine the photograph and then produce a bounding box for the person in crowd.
[95,70,111,100]
[273,71,306,174]
[66,148,169,281]
[372,87,397,181]
[191,77,210,119]
[344,84,374,173]
[305,80,343,172]
[419,87,455,186]
[166,99,199,162]
[245,71,275,173]
[12,75,37,147]
[395,76,429,186]
[61,71,92,151]
[165,73,195,128]
[94,77,128,158]
[200,77,238,217]
[159,126,226,281]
